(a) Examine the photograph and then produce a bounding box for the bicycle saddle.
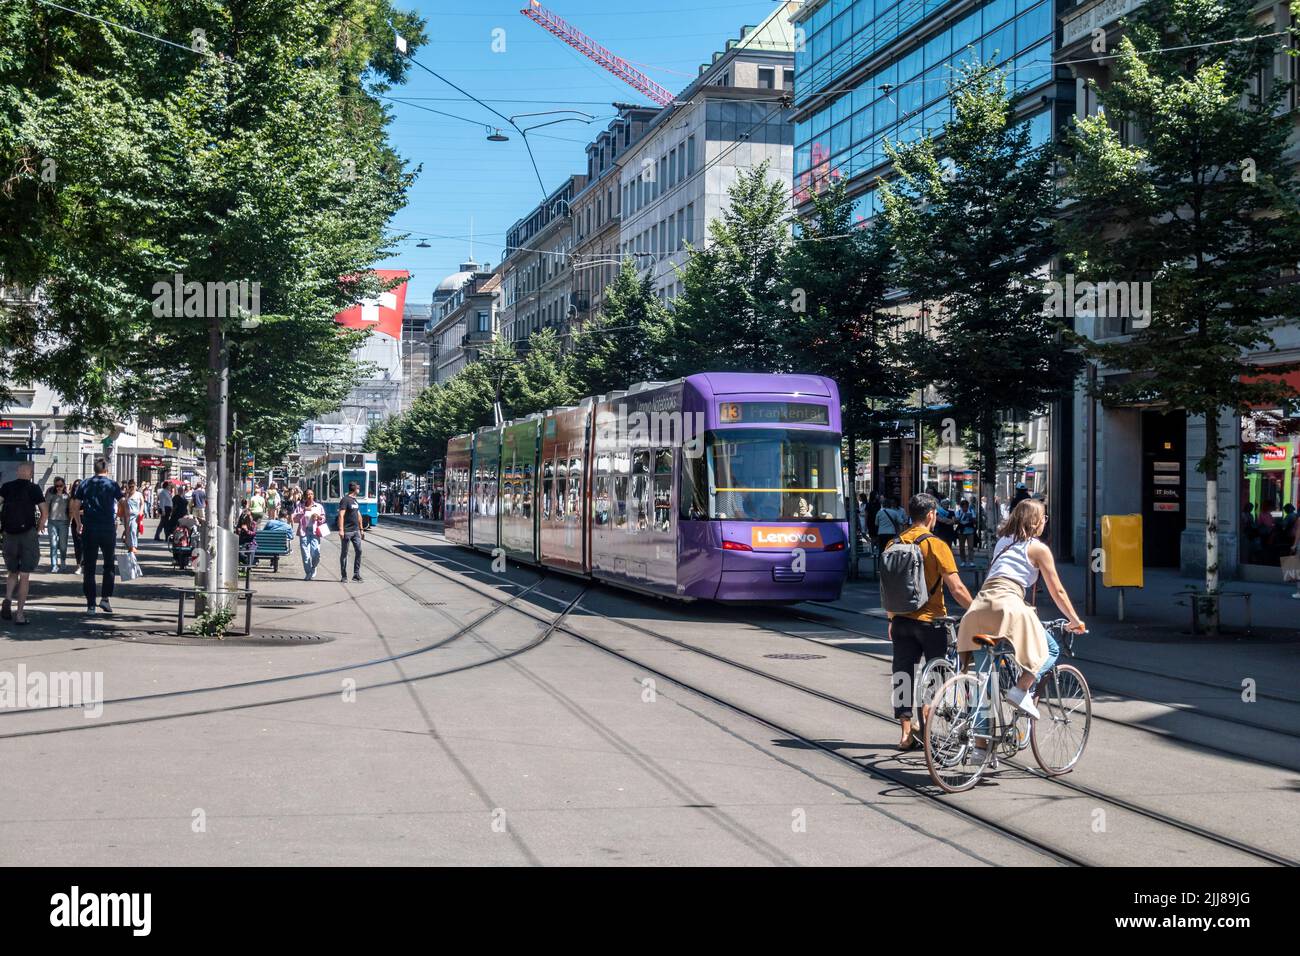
[970,634,1000,647]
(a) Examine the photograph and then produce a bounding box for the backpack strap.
[912,532,942,597]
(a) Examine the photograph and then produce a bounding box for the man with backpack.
[879,493,973,750]
[1,462,49,626]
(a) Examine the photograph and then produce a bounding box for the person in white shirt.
[154,483,174,541]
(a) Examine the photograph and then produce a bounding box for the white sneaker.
[1006,685,1040,719]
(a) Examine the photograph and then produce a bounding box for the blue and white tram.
[301,452,381,527]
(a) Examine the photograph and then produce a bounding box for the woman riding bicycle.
[957,498,1085,720]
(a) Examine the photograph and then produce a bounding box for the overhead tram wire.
[32,0,216,57]
[394,45,556,199]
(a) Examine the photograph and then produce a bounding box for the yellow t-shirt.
[887,524,958,622]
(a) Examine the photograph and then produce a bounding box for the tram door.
[647,447,676,588]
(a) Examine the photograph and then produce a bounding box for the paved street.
[0,518,1294,867]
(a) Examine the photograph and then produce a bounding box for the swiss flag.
[335,269,409,341]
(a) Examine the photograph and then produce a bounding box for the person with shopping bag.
[293,489,327,581]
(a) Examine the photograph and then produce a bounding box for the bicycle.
[923,619,1091,793]
[911,616,961,742]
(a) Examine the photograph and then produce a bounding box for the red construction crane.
[520,1,676,108]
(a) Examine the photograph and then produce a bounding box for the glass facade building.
[792,0,1060,218]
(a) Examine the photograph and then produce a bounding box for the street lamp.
[487,128,510,142]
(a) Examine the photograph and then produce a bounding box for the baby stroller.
[169,518,199,570]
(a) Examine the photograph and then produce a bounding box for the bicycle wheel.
[916,657,957,734]
[1031,663,1092,775]
[924,673,993,792]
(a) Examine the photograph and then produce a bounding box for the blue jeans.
[971,623,1059,733]
[48,520,70,571]
[299,534,320,578]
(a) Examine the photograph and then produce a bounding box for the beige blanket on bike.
[957,576,1049,675]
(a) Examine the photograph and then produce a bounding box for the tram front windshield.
[702,429,844,521]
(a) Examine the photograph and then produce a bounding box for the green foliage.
[784,181,910,468]
[189,600,236,638]
[1061,0,1300,478]
[568,259,675,396]
[0,0,428,457]
[883,64,1082,507]
[379,330,581,475]
[670,161,791,373]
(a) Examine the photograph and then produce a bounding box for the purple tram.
[443,373,850,603]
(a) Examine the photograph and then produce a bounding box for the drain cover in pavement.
[105,631,334,647]
[419,601,448,607]
[763,653,827,660]
[254,597,312,607]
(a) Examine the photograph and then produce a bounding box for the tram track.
[361,528,1085,866]
[778,606,1300,746]
[365,524,1298,867]
[0,565,583,738]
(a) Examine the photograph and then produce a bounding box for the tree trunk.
[981,419,998,551]
[1204,410,1220,634]
[204,318,222,604]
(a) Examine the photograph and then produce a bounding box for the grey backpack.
[879,533,940,613]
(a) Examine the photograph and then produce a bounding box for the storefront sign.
[139,457,165,468]
[0,419,13,430]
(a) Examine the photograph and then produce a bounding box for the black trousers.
[82,528,116,606]
[154,506,172,540]
[889,616,949,719]
[339,531,363,577]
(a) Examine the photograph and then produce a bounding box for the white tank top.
[987,536,1039,589]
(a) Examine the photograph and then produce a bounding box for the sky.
[375,0,790,306]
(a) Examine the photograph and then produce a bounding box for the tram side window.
[553,457,567,521]
[631,450,651,532]
[328,470,340,501]
[679,452,708,519]
[613,450,629,530]
[653,448,673,533]
[522,464,533,519]
[367,470,376,500]
[594,475,611,525]
[542,460,554,520]
[568,457,583,521]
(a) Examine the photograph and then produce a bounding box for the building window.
[686,135,697,175]
[782,68,793,92]
[758,67,775,89]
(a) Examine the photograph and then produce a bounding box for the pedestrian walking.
[71,458,124,614]
[69,479,84,571]
[1,462,49,626]
[875,497,907,556]
[294,489,326,580]
[880,493,973,750]
[339,481,364,582]
[250,485,266,525]
[44,477,72,573]
[120,479,144,554]
[955,498,977,567]
[155,482,173,540]
[192,481,206,516]
[265,483,282,522]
